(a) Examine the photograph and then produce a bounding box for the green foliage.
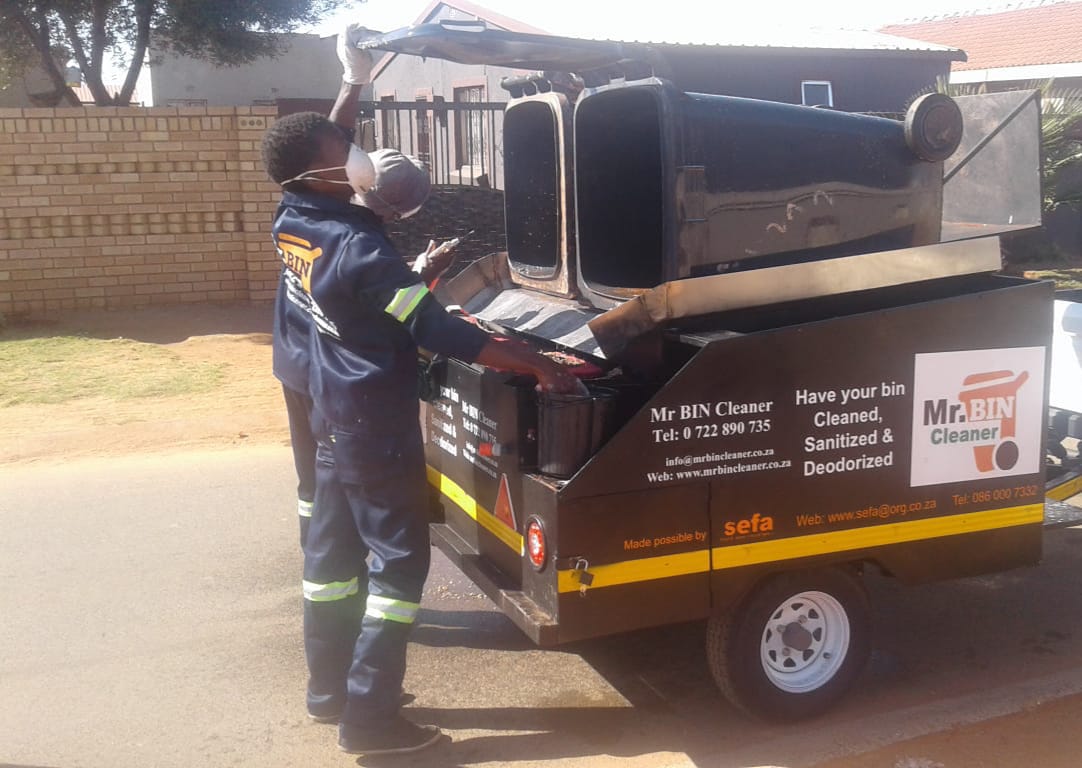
[0,0,350,105]
[155,0,346,66]
[1038,84,1082,211]
[0,26,34,85]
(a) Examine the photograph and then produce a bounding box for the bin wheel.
[706,567,870,721]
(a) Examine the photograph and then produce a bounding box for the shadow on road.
[413,608,536,652]
[359,705,697,768]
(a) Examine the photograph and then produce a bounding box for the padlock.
[573,558,594,596]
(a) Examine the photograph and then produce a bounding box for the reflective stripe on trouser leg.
[303,577,359,602]
[365,594,419,624]
[298,498,314,550]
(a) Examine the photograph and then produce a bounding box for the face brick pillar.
[237,107,281,305]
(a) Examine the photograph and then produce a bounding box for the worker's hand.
[412,241,436,273]
[534,360,590,396]
[415,240,457,285]
[425,239,457,278]
[474,338,588,396]
[337,23,378,85]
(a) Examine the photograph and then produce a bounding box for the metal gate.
[359,100,505,189]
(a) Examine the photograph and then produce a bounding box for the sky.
[315,0,1062,39]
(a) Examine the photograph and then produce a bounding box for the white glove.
[337,23,377,85]
[413,241,436,273]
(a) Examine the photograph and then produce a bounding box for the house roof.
[370,0,547,80]
[881,0,1082,71]
[421,0,546,35]
[369,2,964,83]
[72,82,131,105]
[569,27,964,58]
[522,14,961,58]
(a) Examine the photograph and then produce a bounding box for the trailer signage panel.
[910,347,1045,487]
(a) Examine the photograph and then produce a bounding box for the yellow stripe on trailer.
[555,503,1044,594]
[711,503,1043,570]
[426,466,524,555]
[557,549,710,594]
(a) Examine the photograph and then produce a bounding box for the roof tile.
[881,1,1082,70]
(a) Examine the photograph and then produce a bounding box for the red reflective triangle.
[494,473,516,529]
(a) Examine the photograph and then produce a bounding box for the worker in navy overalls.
[261,81,584,759]
[271,138,452,548]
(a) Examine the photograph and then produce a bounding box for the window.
[380,95,399,150]
[453,85,486,169]
[415,92,431,167]
[801,81,833,108]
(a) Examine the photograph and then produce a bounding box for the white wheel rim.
[759,589,850,693]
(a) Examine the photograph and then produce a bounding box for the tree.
[0,0,351,106]
[1036,83,1082,212]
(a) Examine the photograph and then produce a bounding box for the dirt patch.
[0,303,288,465]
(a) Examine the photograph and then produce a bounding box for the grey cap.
[363,149,431,220]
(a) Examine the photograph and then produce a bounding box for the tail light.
[525,516,547,571]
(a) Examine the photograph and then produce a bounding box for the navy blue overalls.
[273,190,488,725]
[271,200,318,546]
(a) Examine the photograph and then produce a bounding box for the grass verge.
[1023,268,1082,291]
[0,335,225,407]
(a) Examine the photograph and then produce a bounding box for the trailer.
[363,23,1081,721]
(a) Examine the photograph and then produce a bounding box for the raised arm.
[330,23,379,135]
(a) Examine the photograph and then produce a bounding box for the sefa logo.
[722,512,774,538]
[910,347,1045,487]
[276,232,322,293]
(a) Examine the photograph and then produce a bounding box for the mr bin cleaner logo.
[910,347,1045,487]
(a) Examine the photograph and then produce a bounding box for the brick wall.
[385,185,506,273]
[0,106,281,318]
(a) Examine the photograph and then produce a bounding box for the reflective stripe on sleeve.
[298,499,314,518]
[303,577,359,602]
[384,284,429,323]
[365,594,419,624]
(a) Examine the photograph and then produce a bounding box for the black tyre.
[706,567,871,722]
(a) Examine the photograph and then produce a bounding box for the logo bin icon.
[957,369,1030,472]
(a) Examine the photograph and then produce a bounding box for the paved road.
[6,447,1082,768]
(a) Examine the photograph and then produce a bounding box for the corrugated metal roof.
[536,21,964,56]
[368,2,966,82]
[591,30,961,55]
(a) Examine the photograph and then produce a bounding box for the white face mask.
[281,145,376,195]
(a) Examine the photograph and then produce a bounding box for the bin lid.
[359,21,646,72]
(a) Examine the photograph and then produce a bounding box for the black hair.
[260,111,346,187]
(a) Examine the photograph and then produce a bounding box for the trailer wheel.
[707,567,870,721]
